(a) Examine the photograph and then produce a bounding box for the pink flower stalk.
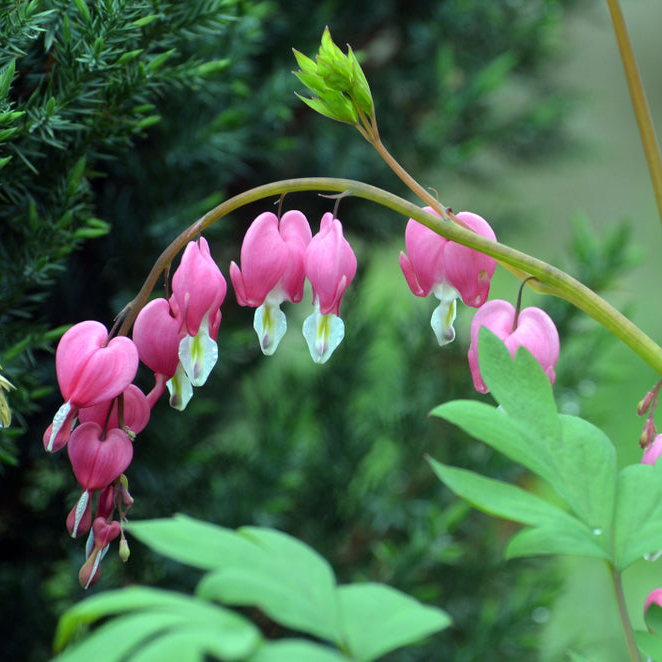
[66,422,133,537]
[47,321,139,452]
[302,212,357,363]
[132,298,193,410]
[467,299,560,394]
[171,237,227,387]
[230,210,312,355]
[399,208,497,346]
[643,434,662,466]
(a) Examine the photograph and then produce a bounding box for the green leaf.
[635,620,662,662]
[67,156,87,196]
[53,612,189,662]
[72,0,90,23]
[429,458,566,526]
[0,60,16,100]
[147,49,177,73]
[0,155,12,170]
[430,399,558,487]
[197,526,340,642]
[553,414,616,535]
[337,583,450,662]
[613,463,662,570]
[132,14,159,28]
[128,515,263,571]
[116,49,144,65]
[295,93,357,125]
[478,327,561,449]
[646,602,662,637]
[249,640,348,662]
[428,459,609,561]
[505,521,609,560]
[53,586,260,659]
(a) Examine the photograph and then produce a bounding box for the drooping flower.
[171,237,227,387]
[399,208,497,345]
[230,210,311,355]
[467,299,560,394]
[302,212,357,363]
[46,321,139,452]
[132,297,192,410]
[66,422,133,537]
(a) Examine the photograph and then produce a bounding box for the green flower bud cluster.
[293,27,375,134]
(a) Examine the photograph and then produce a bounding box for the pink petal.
[133,298,181,378]
[67,422,133,491]
[172,237,227,336]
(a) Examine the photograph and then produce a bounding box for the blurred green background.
[1,0,661,660]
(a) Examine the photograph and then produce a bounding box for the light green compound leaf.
[53,586,259,658]
[505,521,610,560]
[430,399,559,488]
[53,612,189,662]
[249,640,349,662]
[553,414,616,537]
[428,459,609,561]
[337,583,451,662]
[127,515,263,571]
[197,526,340,642]
[613,463,662,570]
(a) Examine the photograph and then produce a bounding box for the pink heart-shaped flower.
[67,422,133,491]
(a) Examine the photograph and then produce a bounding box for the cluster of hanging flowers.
[44,204,563,588]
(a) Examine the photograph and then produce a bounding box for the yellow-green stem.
[117,177,662,376]
[606,0,662,230]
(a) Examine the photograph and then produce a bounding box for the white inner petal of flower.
[302,302,345,364]
[167,362,194,411]
[254,301,287,356]
[430,283,460,347]
[178,314,218,387]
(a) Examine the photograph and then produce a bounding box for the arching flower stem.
[116,177,662,376]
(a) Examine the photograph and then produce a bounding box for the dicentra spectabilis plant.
[38,9,662,662]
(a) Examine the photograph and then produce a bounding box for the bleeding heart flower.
[68,422,134,492]
[467,299,559,393]
[302,212,357,364]
[171,237,227,387]
[399,208,496,345]
[230,210,312,355]
[46,321,139,452]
